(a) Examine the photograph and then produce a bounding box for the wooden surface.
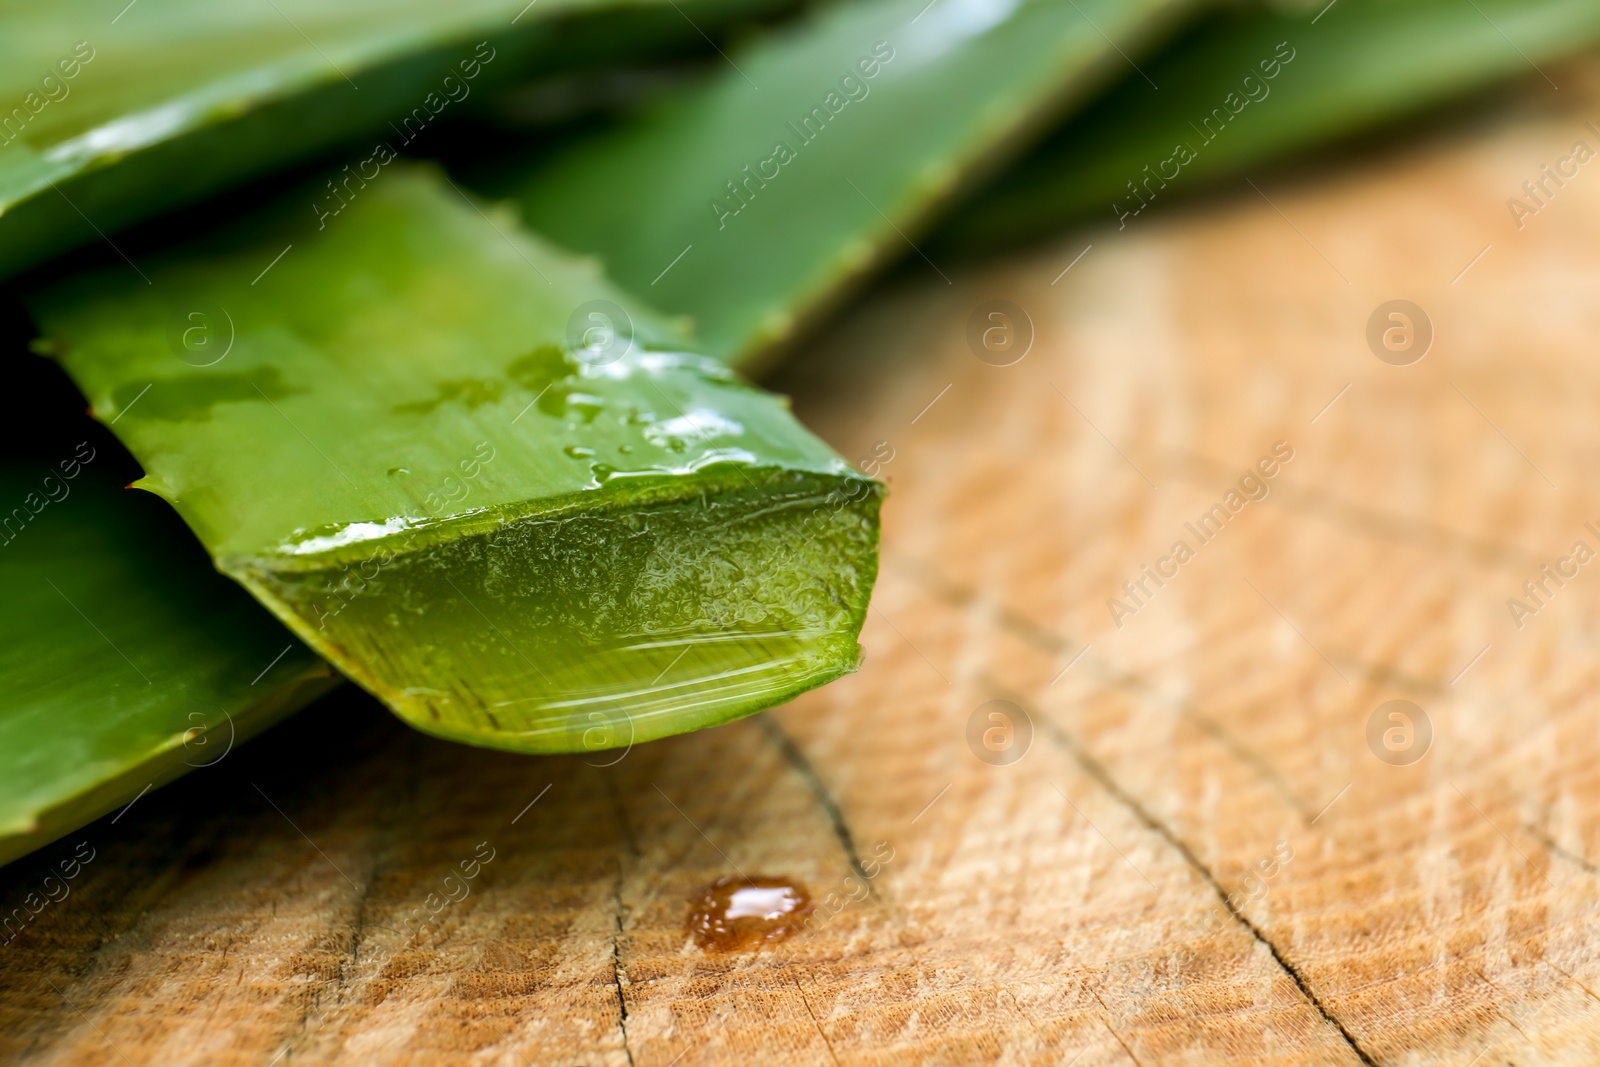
[8,61,1600,1067]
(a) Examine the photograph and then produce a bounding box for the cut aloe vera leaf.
[936,0,1600,249]
[26,164,882,755]
[0,451,335,869]
[493,0,1194,371]
[0,0,795,283]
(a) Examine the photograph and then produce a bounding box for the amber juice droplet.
[687,875,813,951]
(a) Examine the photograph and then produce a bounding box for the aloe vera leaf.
[935,0,1600,249]
[0,0,794,283]
[0,454,335,869]
[26,164,882,755]
[493,0,1195,371]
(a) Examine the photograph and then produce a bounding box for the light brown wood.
[8,61,1600,1067]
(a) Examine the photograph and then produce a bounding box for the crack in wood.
[1539,956,1600,1007]
[610,861,635,1067]
[755,716,871,886]
[1023,701,1381,1067]
[907,559,1317,819]
[1526,825,1600,877]
[789,971,841,1067]
[906,536,1469,709]
[606,764,639,1067]
[1102,1020,1145,1066]
[1089,986,1146,1066]
[744,721,955,1046]
[1162,450,1546,573]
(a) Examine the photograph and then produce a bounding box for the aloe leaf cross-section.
[25,164,882,754]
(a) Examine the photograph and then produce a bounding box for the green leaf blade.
[28,165,882,754]
[937,0,1600,248]
[497,0,1193,370]
[0,458,335,868]
[0,0,795,282]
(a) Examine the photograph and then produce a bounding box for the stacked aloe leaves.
[3,0,1598,866]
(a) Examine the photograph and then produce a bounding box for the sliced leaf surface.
[28,165,881,755]
[496,0,1193,370]
[937,0,1600,248]
[0,456,334,868]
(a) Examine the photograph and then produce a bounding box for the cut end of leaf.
[231,467,881,753]
[28,163,883,756]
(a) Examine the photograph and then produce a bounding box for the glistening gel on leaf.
[26,165,882,754]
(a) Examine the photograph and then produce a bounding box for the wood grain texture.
[6,59,1600,1067]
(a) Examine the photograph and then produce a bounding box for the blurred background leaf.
[937,0,1600,250]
